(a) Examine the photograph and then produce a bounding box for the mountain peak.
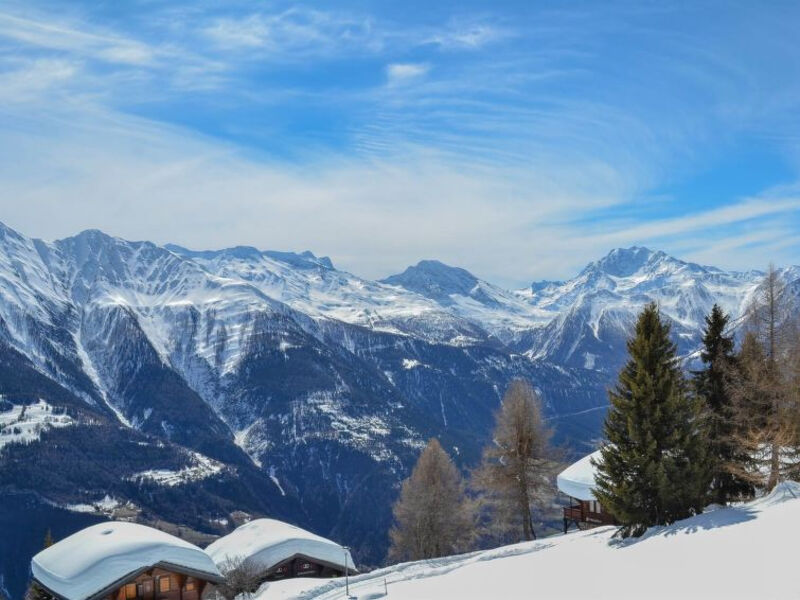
[381,260,480,305]
[166,244,334,270]
[0,220,25,243]
[582,246,674,278]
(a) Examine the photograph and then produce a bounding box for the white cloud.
[0,11,156,66]
[426,19,512,49]
[201,8,378,57]
[0,6,223,96]
[386,63,430,86]
[0,101,796,288]
[0,58,79,102]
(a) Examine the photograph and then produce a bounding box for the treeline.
[388,265,800,559]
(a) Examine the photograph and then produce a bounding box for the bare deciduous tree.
[388,438,475,562]
[727,266,800,490]
[216,556,262,600]
[472,379,554,542]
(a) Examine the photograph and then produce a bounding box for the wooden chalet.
[107,566,217,600]
[557,450,616,533]
[31,522,223,600]
[205,518,356,585]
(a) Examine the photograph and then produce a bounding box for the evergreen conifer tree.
[694,304,754,503]
[594,303,710,537]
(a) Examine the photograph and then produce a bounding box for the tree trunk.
[768,442,780,490]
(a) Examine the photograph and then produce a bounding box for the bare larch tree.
[388,438,475,562]
[728,265,800,489]
[472,379,554,542]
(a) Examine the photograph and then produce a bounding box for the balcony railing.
[563,504,615,525]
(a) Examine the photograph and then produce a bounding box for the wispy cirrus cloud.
[0,11,156,66]
[425,17,514,50]
[201,7,379,56]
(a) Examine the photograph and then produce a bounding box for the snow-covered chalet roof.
[205,519,356,574]
[31,522,223,600]
[556,450,603,501]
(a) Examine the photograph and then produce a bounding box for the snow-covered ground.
[126,450,225,486]
[0,399,74,451]
[63,495,122,514]
[254,481,800,600]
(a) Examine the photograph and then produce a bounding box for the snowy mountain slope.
[381,248,799,373]
[0,221,610,586]
[264,481,800,600]
[167,245,492,345]
[381,260,552,339]
[519,247,799,372]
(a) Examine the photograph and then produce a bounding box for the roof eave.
[34,561,223,600]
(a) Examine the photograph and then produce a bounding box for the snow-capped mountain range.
[0,220,797,599]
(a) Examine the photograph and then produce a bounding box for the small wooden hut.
[205,519,356,584]
[557,450,616,532]
[30,522,223,600]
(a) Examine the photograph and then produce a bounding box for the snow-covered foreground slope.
[261,481,800,600]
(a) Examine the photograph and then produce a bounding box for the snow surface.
[556,450,602,501]
[205,519,356,573]
[126,451,225,487]
[254,481,800,600]
[0,400,74,452]
[32,522,222,600]
[63,495,122,515]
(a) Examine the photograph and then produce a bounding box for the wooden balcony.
[563,502,616,532]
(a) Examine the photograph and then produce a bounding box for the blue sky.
[0,0,798,286]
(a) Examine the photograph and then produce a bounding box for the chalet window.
[184,582,195,592]
[125,584,137,599]
[158,577,171,593]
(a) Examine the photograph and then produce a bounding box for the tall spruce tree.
[594,303,710,537]
[694,304,754,503]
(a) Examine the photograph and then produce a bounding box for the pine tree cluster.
[596,266,800,537]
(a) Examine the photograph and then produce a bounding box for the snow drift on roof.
[556,449,602,501]
[205,519,356,574]
[32,522,222,600]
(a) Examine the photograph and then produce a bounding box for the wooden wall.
[265,556,347,581]
[109,568,211,600]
